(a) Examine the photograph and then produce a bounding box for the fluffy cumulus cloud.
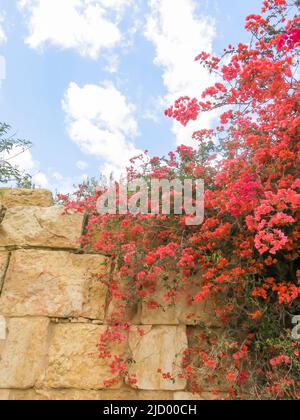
[145,0,216,145]
[62,81,141,177]
[18,0,132,59]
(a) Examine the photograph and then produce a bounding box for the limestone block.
[97,390,174,400]
[141,277,218,326]
[137,391,173,400]
[0,188,53,208]
[0,390,10,400]
[0,318,50,389]
[174,392,226,400]
[0,205,5,223]
[9,389,103,401]
[128,325,187,391]
[97,390,139,400]
[0,206,84,249]
[0,250,109,320]
[9,389,174,401]
[0,251,9,291]
[42,324,124,390]
[98,390,173,400]
[11,389,230,401]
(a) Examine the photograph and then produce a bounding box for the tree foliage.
[0,122,32,186]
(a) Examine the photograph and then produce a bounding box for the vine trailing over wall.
[64,0,300,400]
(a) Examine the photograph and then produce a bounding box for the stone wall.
[0,188,217,401]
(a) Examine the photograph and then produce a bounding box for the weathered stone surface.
[0,318,50,389]
[9,389,103,401]
[129,326,187,391]
[0,206,84,249]
[0,390,10,400]
[0,315,6,340]
[98,390,173,400]
[0,188,53,208]
[0,205,6,223]
[0,250,109,320]
[141,277,218,326]
[42,324,124,390]
[141,297,216,326]
[138,391,173,400]
[174,392,226,400]
[98,390,140,400]
[0,251,9,291]
[8,389,174,400]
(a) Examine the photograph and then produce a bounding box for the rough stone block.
[0,390,10,400]
[42,324,124,390]
[137,391,173,400]
[174,391,226,400]
[0,206,84,249]
[0,250,109,320]
[141,277,218,326]
[0,251,9,291]
[9,389,102,401]
[0,318,50,389]
[0,188,53,208]
[98,390,173,400]
[128,325,187,391]
[9,389,174,401]
[0,205,5,223]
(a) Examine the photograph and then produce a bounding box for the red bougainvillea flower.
[64,0,300,401]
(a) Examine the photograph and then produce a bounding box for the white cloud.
[0,14,6,44]
[0,14,5,87]
[11,148,50,189]
[32,172,49,188]
[18,0,132,59]
[1,145,50,188]
[2,146,35,173]
[62,81,142,177]
[145,0,216,145]
[0,28,5,44]
[76,160,89,170]
[104,53,119,73]
[0,56,6,87]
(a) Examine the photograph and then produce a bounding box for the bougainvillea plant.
[63,0,300,400]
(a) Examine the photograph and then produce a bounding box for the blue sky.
[0,0,262,192]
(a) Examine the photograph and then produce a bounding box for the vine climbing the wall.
[64,0,300,400]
